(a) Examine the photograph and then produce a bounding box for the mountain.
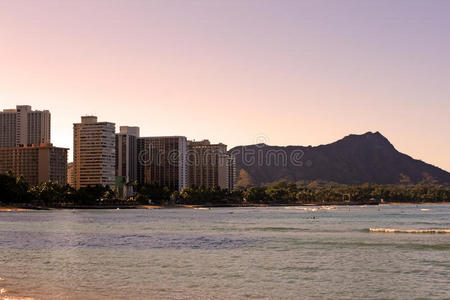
[229,132,450,185]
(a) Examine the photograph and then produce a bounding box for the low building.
[0,143,68,186]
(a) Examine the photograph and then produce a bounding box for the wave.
[370,228,450,234]
[284,207,318,211]
[283,206,336,212]
[249,227,309,232]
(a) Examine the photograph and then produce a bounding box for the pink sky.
[0,0,449,171]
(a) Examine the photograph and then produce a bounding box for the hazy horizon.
[1,0,449,171]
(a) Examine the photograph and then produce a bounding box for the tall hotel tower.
[187,140,236,191]
[73,116,115,190]
[137,136,188,191]
[0,105,67,186]
[115,126,139,182]
[0,105,51,148]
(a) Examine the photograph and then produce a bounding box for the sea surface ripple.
[0,204,449,299]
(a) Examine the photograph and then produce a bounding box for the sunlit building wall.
[187,140,236,191]
[0,105,51,148]
[73,116,115,190]
[0,143,67,186]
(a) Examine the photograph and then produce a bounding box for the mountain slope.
[229,132,450,185]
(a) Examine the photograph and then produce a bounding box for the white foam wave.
[370,228,450,234]
[284,206,338,212]
[320,206,337,210]
[284,207,318,211]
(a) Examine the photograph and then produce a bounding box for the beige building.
[187,140,236,190]
[0,143,67,186]
[137,136,188,191]
[73,116,115,190]
[0,105,51,148]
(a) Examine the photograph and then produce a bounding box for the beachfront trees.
[29,181,67,206]
[178,186,228,205]
[137,183,171,205]
[135,193,149,205]
[0,173,21,203]
[242,186,267,203]
[0,170,449,206]
[295,188,314,203]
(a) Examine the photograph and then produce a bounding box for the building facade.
[115,126,139,198]
[73,116,115,190]
[115,126,139,182]
[0,143,67,186]
[67,162,75,187]
[187,140,236,190]
[0,105,51,148]
[137,136,187,191]
[226,154,237,191]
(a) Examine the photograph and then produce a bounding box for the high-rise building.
[115,126,139,182]
[137,136,187,191]
[67,162,75,187]
[187,140,236,190]
[115,126,139,198]
[0,105,51,148]
[0,143,67,186]
[226,154,237,191]
[73,116,115,190]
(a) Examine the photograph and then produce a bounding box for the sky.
[0,0,449,171]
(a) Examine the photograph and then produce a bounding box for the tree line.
[1,172,449,207]
[0,172,119,207]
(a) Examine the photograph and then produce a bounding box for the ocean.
[0,205,449,299]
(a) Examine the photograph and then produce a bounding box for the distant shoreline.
[1,202,449,211]
[384,202,450,205]
[0,206,33,211]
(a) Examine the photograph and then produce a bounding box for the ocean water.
[0,205,449,299]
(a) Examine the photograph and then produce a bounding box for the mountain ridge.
[229,132,450,185]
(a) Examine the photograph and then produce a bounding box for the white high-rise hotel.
[0,105,51,148]
[73,116,115,190]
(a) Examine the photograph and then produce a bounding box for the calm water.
[0,205,449,299]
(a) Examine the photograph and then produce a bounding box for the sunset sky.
[0,0,449,171]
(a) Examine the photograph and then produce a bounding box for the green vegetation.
[0,173,129,207]
[0,173,449,208]
[242,180,450,204]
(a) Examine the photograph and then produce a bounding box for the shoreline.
[383,202,450,205]
[1,202,449,211]
[0,207,33,212]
